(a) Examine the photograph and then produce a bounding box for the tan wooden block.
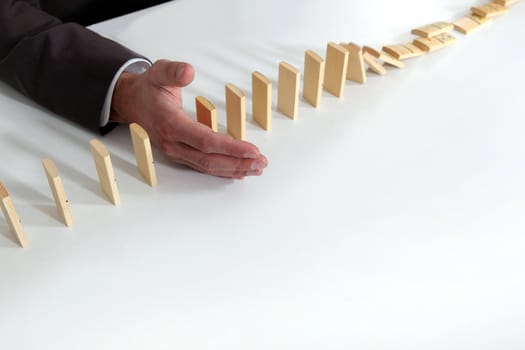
[411,22,453,38]
[0,182,29,248]
[225,83,246,140]
[471,2,509,17]
[323,42,349,98]
[413,33,457,52]
[252,71,272,131]
[42,159,74,227]
[493,0,519,6]
[382,43,425,60]
[278,62,300,119]
[130,123,158,187]
[89,139,120,206]
[363,51,387,75]
[363,46,405,68]
[303,50,325,108]
[195,96,218,132]
[453,15,493,35]
[341,43,366,84]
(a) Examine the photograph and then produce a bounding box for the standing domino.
[226,83,246,140]
[90,139,121,206]
[42,158,74,226]
[130,123,158,187]
[252,71,272,131]
[278,62,300,119]
[324,42,349,98]
[303,50,325,108]
[195,96,218,132]
[341,43,366,84]
[0,181,29,248]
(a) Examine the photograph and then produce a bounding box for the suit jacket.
[0,0,169,133]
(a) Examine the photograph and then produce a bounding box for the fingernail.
[175,63,186,83]
[247,170,262,176]
[250,160,265,170]
[244,152,258,159]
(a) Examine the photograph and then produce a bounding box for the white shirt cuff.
[99,58,152,127]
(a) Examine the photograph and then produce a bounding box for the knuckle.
[234,159,246,172]
[153,59,169,67]
[197,157,211,172]
[158,122,172,140]
[159,141,171,154]
[159,118,186,141]
[198,138,213,154]
[149,60,164,76]
[171,154,184,163]
[171,120,186,139]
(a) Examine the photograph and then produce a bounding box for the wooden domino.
[363,46,404,68]
[382,43,425,60]
[278,62,300,119]
[471,2,509,17]
[413,33,457,52]
[341,43,366,84]
[411,22,454,38]
[89,139,120,206]
[252,71,272,131]
[363,51,387,75]
[0,181,29,248]
[130,123,158,187]
[42,159,74,227]
[195,96,218,132]
[493,0,519,5]
[303,50,325,108]
[225,83,246,140]
[323,42,349,98]
[453,15,493,35]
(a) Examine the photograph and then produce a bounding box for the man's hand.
[110,60,268,179]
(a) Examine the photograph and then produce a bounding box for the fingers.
[177,159,258,180]
[163,142,268,178]
[174,118,262,159]
[159,111,261,159]
[149,59,195,87]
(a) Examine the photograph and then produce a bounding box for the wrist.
[110,72,136,124]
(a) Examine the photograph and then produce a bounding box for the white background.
[1,0,525,349]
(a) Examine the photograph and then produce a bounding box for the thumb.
[149,59,195,87]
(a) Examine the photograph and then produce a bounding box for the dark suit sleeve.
[0,0,144,133]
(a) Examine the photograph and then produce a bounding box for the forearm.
[0,0,144,133]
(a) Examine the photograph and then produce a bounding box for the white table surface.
[1,0,525,349]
